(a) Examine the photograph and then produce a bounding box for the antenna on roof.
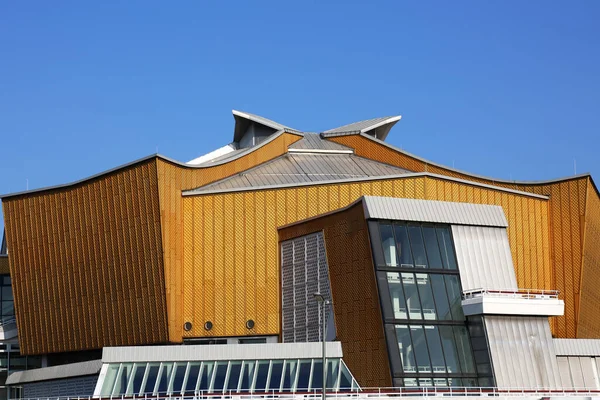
[26,179,28,191]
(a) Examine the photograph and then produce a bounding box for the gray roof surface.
[6,359,102,385]
[288,133,353,151]
[362,196,509,227]
[188,153,411,193]
[102,342,343,363]
[323,116,400,134]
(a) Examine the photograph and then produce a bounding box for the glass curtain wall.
[369,221,480,387]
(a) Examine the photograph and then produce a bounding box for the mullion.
[431,224,448,270]
[406,324,434,376]
[376,266,459,275]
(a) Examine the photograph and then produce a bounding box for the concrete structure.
[1,110,600,398]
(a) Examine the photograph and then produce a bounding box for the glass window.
[239,361,256,392]
[395,325,416,373]
[156,363,173,394]
[142,363,160,395]
[197,362,213,392]
[2,276,10,285]
[311,361,323,391]
[411,325,432,373]
[448,377,462,387]
[171,363,187,394]
[433,378,448,387]
[404,378,418,387]
[424,326,445,373]
[212,362,229,393]
[239,338,267,344]
[2,287,12,301]
[454,326,476,373]
[408,225,428,268]
[2,302,13,317]
[415,273,436,320]
[326,359,339,390]
[436,227,457,270]
[387,272,407,319]
[418,378,433,387]
[100,364,120,396]
[254,361,270,392]
[113,363,134,395]
[439,326,461,374]
[227,362,242,392]
[338,362,353,390]
[186,362,202,392]
[296,360,312,391]
[268,360,283,392]
[129,363,147,395]
[444,275,464,320]
[430,275,452,320]
[422,226,443,269]
[394,224,414,267]
[281,359,297,392]
[380,224,398,266]
[401,273,422,319]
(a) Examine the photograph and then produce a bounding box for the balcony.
[461,288,564,317]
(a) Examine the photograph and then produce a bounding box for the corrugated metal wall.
[484,316,562,388]
[1,159,168,355]
[158,132,301,342]
[557,356,600,389]
[451,226,518,291]
[327,134,590,338]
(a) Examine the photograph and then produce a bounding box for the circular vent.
[183,321,192,331]
[204,321,213,331]
[246,319,255,329]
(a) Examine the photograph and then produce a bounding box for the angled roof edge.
[345,132,595,187]
[0,130,303,200]
[232,110,302,142]
[278,196,365,231]
[322,115,401,141]
[182,171,550,200]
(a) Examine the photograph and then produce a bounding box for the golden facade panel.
[183,175,550,341]
[2,159,168,355]
[0,256,9,275]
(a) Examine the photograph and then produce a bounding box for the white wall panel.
[452,226,517,291]
[485,316,562,388]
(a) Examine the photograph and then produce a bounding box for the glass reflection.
[422,226,443,269]
[212,362,229,392]
[186,362,202,392]
[430,274,452,320]
[171,363,187,394]
[227,362,242,391]
[142,364,160,395]
[396,325,416,373]
[436,227,457,270]
[254,361,270,392]
[157,363,173,394]
[454,326,476,373]
[394,224,414,267]
[129,363,146,395]
[268,361,283,392]
[424,326,445,373]
[439,326,461,373]
[444,275,464,320]
[411,326,431,373]
[296,360,312,391]
[415,273,436,320]
[281,359,297,392]
[401,273,422,319]
[239,361,256,392]
[407,225,428,268]
[387,272,407,319]
[380,224,398,266]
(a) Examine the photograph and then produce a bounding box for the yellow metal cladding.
[327,134,590,337]
[182,175,550,338]
[578,181,600,338]
[1,159,168,355]
[156,132,302,341]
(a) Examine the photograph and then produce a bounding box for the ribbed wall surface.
[578,181,600,338]
[184,175,549,340]
[556,356,600,389]
[159,132,301,341]
[484,316,562,389]
[327,134,589,338]
[554,338,600,356]
[451,226,518,291]
[362,196,508,227]
[278,202,391,388]
[0,256,8,275]
[1,159,167,355]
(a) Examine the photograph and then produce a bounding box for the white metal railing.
[13,387,600,400]
[462,288,559,300]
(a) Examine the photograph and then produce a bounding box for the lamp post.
[313,292,330,400]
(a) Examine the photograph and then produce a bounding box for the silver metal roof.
[188,154,410,193]
[554,339,600,356]
[288,133,353,151]
[6,359,102,385]
[102,342,343,363]
[322,116,401,140]
[362,196,508,227]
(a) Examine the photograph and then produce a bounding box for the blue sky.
[1,1,599,234]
